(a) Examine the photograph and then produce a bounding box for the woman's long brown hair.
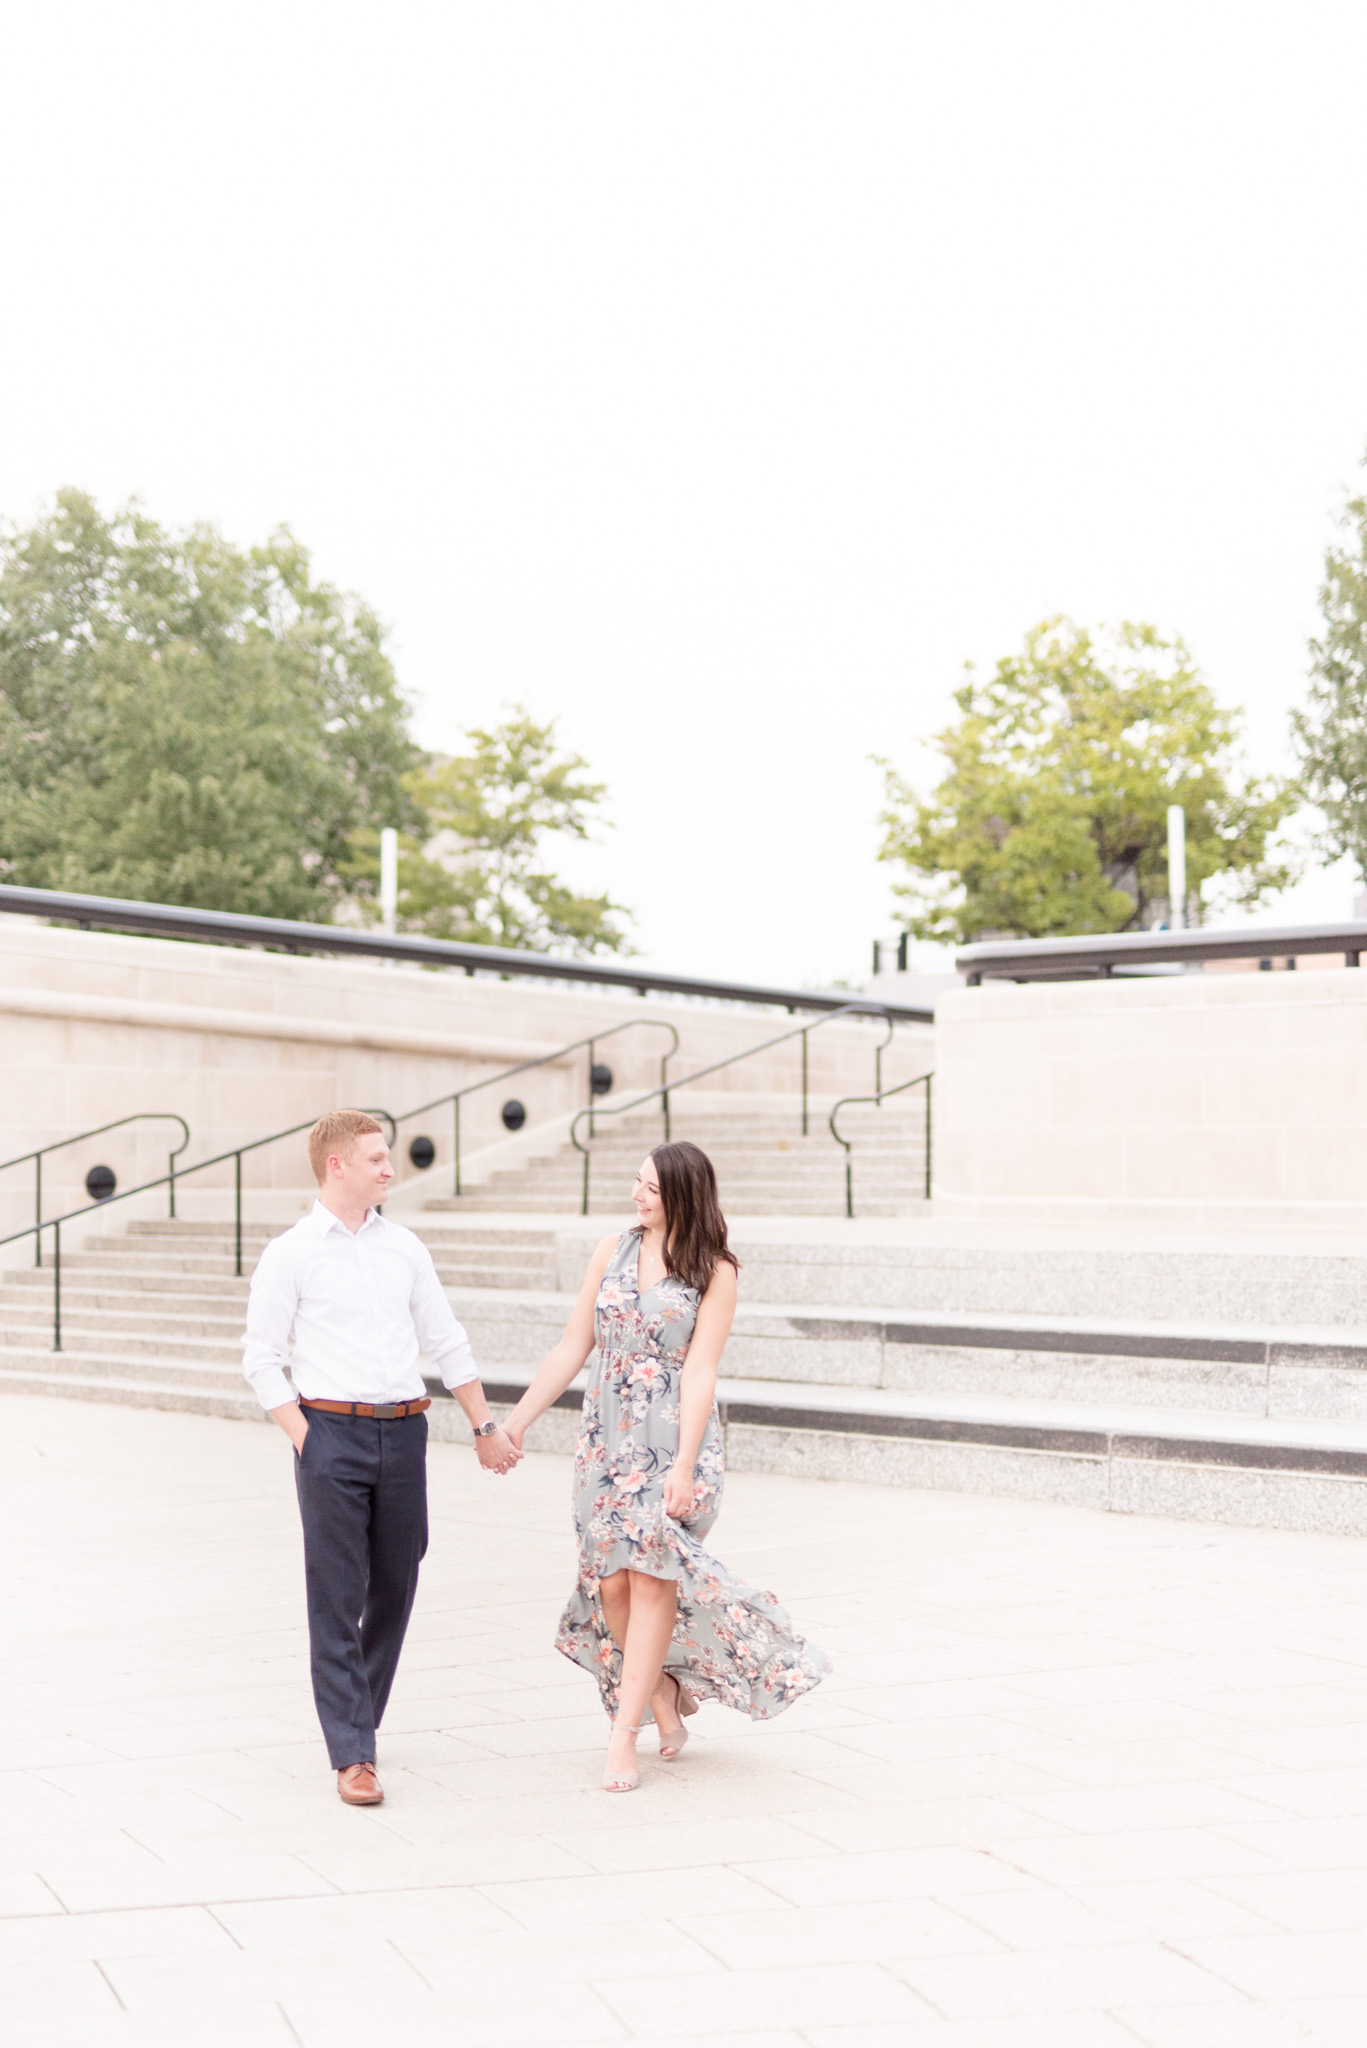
[647,1141,739,1295]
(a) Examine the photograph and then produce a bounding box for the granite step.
[435,1366,1367,1539]
[442,1287,1367,1424]
[7,1344,1367,1537]
[0,1345,250,1397]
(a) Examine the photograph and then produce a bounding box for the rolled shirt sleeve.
[410,1245,480,1391]
[241,1239,301,1411]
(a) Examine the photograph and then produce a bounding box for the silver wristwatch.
[472,1420,499,1437]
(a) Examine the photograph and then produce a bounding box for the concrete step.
[8,1344,1365,1538]
[5,1265,251,1301]
[441,1288,1367,1424]
[35,1248,256,1277]
[0,1323,242,1365]
[438,1364,1367,1539]
[0,1362,261,1422]
[438,1187,930,1212]
[0,1344,248,1396]
[0,1298,244,1340]
[724,1238,1367,1322]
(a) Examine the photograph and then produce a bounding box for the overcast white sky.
[4,2,1367,985]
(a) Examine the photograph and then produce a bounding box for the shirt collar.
[308,1198,382,1237]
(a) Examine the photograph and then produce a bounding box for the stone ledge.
[441,1372,1367,1481]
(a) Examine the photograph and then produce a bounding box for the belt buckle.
[371,1403,401,1420]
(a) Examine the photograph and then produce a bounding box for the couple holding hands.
[242,1110,829,1806]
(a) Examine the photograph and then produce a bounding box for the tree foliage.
[877,618,1296,944]
[1293,470,1367,875]
[0,489,421,920]
[0,487,422,921]
[1,495,631,953]
[359,708,631,955]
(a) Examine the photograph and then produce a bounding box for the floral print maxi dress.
[555,1228,832,1720]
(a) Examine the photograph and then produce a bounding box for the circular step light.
[85,1164,116,1202]
[408,1135,436,1170]
[501,1099,526,1131]
[590,1063,613,1096]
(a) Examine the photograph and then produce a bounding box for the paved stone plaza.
[4,1397,1367,2046]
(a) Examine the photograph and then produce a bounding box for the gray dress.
[555,1228,831,1719]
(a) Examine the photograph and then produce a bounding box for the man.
[241,1109,521,1806]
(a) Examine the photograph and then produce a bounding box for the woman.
[504,1140,831,1793]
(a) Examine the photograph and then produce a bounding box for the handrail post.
[453,1097,461,1198]
[588,1039,596,1140]
[582,1144,590,1217]
[845,1150,854,1220]
[168,1149,176,1220]
[801,1028,809,1137]
[34,1152,41,1268]
[661,1048,671,1143]
[52,1217,61,1352]
[234,1153,243,1278]
[925,1074,933,1201]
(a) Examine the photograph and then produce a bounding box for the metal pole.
[34,1152,41,1268]
[168,1148,176,1220]
[581,1145,590,1217]
[588,1040,596,1139]
[380,827,398,935]
[234,1153,243,1277]
[801,1029,809,1137]
[453,1098,461,1197]
[845,1154,854,1220]
[924,1075,933,1201]
[53,1218,61,1352]
[1167,805,1186,931]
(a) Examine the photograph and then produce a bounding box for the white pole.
[380,828,398,936]
[1166,805,1186,931]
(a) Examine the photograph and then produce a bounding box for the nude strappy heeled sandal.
[603,1723,641,1793]
[657,1673,698,1761]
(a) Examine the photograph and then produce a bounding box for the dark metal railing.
[957,920,1367,985]
[829,1072,933,1218]
[0,1108,396,1350]
[0,1113,190,1267]
[390,1019,679,1197]
[0,882,934,1022]
[567,1004,898,1215]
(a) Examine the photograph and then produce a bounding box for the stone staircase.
[430,1094,929,1217]
[7,1215,1367,1536]
[0,1221,556,1421]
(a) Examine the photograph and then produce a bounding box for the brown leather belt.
[299,1396,431,1420]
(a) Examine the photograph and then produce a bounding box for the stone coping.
[438,1367,1367,1479]
[441,1284,1367,1370]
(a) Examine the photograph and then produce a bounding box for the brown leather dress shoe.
[337,1761,384,1806]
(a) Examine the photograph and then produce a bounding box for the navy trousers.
[293,1408,429,1769]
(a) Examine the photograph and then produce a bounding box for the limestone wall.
[0,918,931,1248]
[934,966,1367,1232]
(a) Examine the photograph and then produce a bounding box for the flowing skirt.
[555,1370,831,1719]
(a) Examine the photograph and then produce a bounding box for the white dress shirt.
[241,1200,479,1411]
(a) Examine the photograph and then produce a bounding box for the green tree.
[0,489,420,919]
[877,618,1296,944]
[1293,469,1367,875]
[378,707,631,954]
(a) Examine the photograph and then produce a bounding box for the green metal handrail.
[0,1107,396,1349]
[0,1113,191,1268]
[567,1003,898,1215]
[391,1018,679,1197]
[829,1071,934,1218]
